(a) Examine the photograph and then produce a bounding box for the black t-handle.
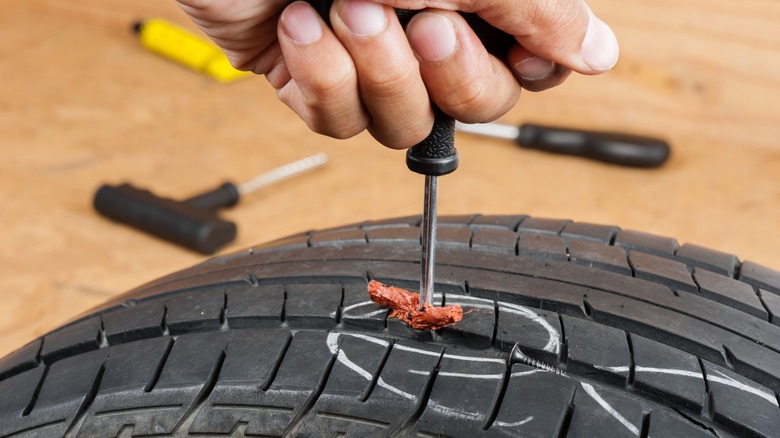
[406,106,458,176]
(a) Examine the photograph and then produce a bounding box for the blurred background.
[1,0,779,357]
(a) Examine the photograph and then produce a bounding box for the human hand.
[176,0,619,149]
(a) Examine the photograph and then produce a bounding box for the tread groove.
[757,290,775,324]
[391,350,444,436]
[63,360,107,437]
[359,340,394,402]
[283,346,338,436]
[482,359,511,430]
[262,332,293,392]
[144,336,175,392]
[626,332,636,387]
[639,412,651,438]
[22,364,48,416]
[555,395,576,438]
[697,357,714,419]
[558,314,568,365]
[173,345,228,434]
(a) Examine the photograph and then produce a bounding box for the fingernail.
[513,56,555,80]
[408,14,457,61]
[580,12,619,72]
[340,0,387,37]
[281,2,323,45]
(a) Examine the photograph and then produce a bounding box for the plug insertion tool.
[94,153,327,254]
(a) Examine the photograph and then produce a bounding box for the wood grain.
[1,0,779,358]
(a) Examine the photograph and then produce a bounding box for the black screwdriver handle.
[184,182,240,211]
[517,124,671,168]
[94,183,237,254]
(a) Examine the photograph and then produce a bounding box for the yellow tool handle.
[135,18,252,83]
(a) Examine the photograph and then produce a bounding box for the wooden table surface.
[2,0,780,358]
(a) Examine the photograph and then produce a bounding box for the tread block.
[285,283,342,329]
[438,214,480,226]
[615,229,679,256]
[97,337,173,393]
[517,217,571,235]
[693,268,767,320]
[6,349,109,438]
[40,317,102,363]
[310,229,366,247]
[342,282,387,330]
[78,331,230,437]
[703,360,780,437]
[647,408,718,437]
[517,234,568,261]
[631,334,706,411]
[165,290,224,334]
[568,382,646,438]
[440,294,495,348]
[226,284,285,328]
[496,304,563,363]
[254,233,309,252]
[470,214,526,230]
[0,339,40,380]
[103,301,164,344]
[413,350,505,436]
[361,215,420,228]
[561,222,619,244]
[740,261,780,296]
[759,289,780,326]
[321,333,389,399]
[490,364,576,436]
[470,228,517,254]
[203,330,333,437]
[569,239,631,275]
[675,243,739,277]
[629,251,698,293]
[188,330,293,434]
[0,367,46,430]
[286,337,444,435]
[563,316,630,385]
[436,226,472,248]
[365,226,420,244]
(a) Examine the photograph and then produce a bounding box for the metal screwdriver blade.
[455,121,520,141]
[419,175,438,310]
[238,152,328,195]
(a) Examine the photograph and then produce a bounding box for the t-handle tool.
[406,108,458,309]
[94,153,327,254]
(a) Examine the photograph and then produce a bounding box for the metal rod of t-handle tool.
[420,175,438,308]
[407,108,458,310]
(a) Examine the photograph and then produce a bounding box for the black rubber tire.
[1,214,780,437]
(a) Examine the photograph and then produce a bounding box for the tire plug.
[93,153,327,254]
[455,121,671,168]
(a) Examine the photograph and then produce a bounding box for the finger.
[277,1,369,139]
[330,0,433,149]
[507,44,572,92]
[406,10,522,123]
[175,0,288,72]
[375,0,619,74]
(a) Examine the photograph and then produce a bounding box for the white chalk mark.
[494,416,534,427]
[346,309,389,319]
[442,353,505,363]
[329,332,417,401]
[499,303,561,353]
[377,377,416,401]
[394,344,442,357]
[709,368,778,407]
[595,365,778,407]
[408,370,504,380]
[342,300,376,312]
[581,383,640,436]
[427,399,484,422]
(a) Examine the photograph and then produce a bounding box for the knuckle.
[527,0,582,36]
[439,77,494,120]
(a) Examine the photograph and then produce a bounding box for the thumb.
[375,0,619,74]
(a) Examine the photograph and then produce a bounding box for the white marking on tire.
[494,416,535,427]
[581,383,640,436]
[499,303,561,353]
[408,370,504,379]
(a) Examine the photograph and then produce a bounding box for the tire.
[1,214,779,437]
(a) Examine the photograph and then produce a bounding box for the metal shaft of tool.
[419,175,438,309]
[238,152,328,195]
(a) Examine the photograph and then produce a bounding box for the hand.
[176,0,619,149]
